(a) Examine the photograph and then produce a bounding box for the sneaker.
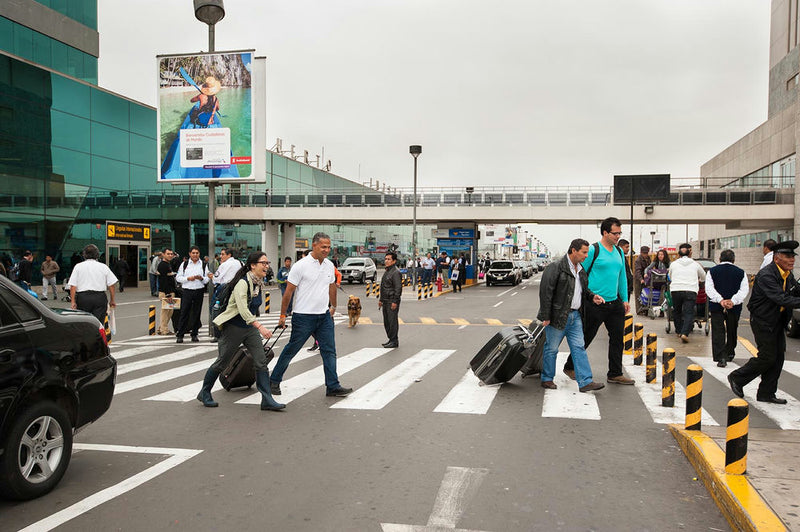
[563,368,576,380]
[680,334,689,343]
[176,337,184,344]
[579,382,605,392]
[607,375,635,385]
[191,336,199,343]
[307,344,319,352]
[716,360,727,367]
[326,386,353,397]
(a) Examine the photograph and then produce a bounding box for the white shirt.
[667,256,706,292]
[705,262,749,306]
[148,256,160,275]
[176,259,209,290]
[287,254,336,314]
[67,259,118,292]
[212,258,242,285]
[568,258,583,310]
[423,257,435,270]
[759,251,773,270]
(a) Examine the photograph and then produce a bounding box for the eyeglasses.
[257,260,270,265]
[609,231,623,236]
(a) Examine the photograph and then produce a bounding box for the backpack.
[8,262,20,281]
[586,242,625,276]
[213,277,252,315]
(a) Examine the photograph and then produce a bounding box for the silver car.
[340,257,378,284]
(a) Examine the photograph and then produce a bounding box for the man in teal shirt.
[563,217,635,385]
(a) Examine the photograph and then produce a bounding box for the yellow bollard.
[725,398,749,474]
[264,291,270,313]
[645,333,657,383]
[623,314,633,355]
[684,365,703,430]
[633,323,644,365]
[148,305,156,335]
[662,348,675,407]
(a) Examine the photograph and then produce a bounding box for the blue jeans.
[279,283,293,314]
[422,269,433,285]
[270,312,341,391]
[149,273,158,295]
[542,310,594,387]
[671,291,697,336]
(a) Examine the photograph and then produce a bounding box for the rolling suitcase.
[220,326,284,391]
[470,323,545,385]
[519,319,546,378]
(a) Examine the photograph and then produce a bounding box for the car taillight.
[99,326,109,347]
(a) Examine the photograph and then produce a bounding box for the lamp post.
[194,0,225,260]
[650,230,656,250]
[409,145,422,284]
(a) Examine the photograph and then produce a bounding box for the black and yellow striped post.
[684,364,703,430]
[374,284,381,298]
[426,282,433,299]
[725,398,749,475]
[104,313,111,344]
[645,333,658,383]
[633,323,644,365]
[417,282,422,300]
[662,348,675,407]
[623,314,633,355]
[264,291,270,313]
[148,305,156,336]
[366,282,372,297]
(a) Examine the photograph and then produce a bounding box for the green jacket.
[212,274,260,328]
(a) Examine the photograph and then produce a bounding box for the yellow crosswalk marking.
[451,318,470,325]
[518,318,532,327]
[484,318,503,326]
[738,336,758,357]
[420,317,438,325]
[359,317,373,324]
[398,318,405,324]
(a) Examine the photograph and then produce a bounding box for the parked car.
[0,276,116,500]
[515,260,532,279]
[339,257,378,284]
[485,260,521,286]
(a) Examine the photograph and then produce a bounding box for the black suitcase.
[220,326,283,391]
[519,319,546,378]
[470,323,545,385]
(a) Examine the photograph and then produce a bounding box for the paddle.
[178,67,226,118]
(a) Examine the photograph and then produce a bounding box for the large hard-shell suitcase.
[519,319,546,378]
[220,326,283,391]
[470,324,544,385]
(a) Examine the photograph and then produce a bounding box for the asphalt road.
[9,272,799,531]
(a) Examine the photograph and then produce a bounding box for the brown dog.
[347,295,362,327]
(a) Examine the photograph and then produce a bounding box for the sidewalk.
[635,315,798,532]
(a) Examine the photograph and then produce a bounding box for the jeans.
[212,324,271,372]
[542,311,594,387]
[42,277,58,299]
[270,312,341,391]
[671,291,697,336]
[564,299,625,378]
[422,269,433,285]
[279,283,293,314]
[149,273,158,295]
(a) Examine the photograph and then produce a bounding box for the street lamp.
[650,230,656,250]
[409,145,422,284]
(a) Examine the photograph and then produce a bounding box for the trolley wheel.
[705,320,710,336]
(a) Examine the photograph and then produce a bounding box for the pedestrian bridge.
[215,183,795,229]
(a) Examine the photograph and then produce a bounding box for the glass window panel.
[0,17,13,53]
[51,109,90,152]
[52,146,90,185]
[130,133,155,167]
[272,156,287,178]
[66,45,83,79]
[91,88,128,129]
[51,40,69,73]
[91,155,129,189]
[11,59,49,100]
[31,31,52,67]
[300,165,312,186]
[287,159,300,182]
[91,122,129,161]
[130,164,154,191]
[51,74,91,116]
[83,54,97,85]
[130,103,155,138]
[13,24,34,61]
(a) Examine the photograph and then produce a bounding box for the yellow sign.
[106,221,151,243]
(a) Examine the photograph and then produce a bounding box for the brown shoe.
[607,375,635,385]
[680,334,689,343]
[563,368,576,380]
[579,382,605,392]
[541,381,558,389]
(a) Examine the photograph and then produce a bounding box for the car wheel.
[372,272,377,282]
[0,401,73,501]
[788,317,800,338]
[360,272,366,284]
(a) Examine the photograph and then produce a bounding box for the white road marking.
[114,359,215,394]
[116,346,217,375]
[782,360,800,378]
[458,324,467,330]
[690,356,800,430]
[496,287,514,297]
[541,352,601,420]
[18,444,202,532]
[511,291,518,296]
[111,345,171,360]
[624,359,718,426]
[434,370,500,415]
[237,348,393,405]
[332,349,455,410]
[492,301,503,308]
[381,466,490,532]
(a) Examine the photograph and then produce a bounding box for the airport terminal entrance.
[106,221,151,288]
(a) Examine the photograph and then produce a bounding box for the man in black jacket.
[379,251,402,348]
[728,240,800,404]
[538,239,605,392]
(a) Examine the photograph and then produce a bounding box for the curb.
[668,424,786,532]
[434,279,484,297]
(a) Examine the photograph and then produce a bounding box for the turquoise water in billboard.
[159,88,252,178]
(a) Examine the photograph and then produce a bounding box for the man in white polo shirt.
[270,232,353,397]
[68,244,118,325]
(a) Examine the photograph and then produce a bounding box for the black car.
[485,260,521,286]
[0,276,116,500]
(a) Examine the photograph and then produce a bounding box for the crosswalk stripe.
[111,345,170,360]
[624,359,718,426]
[783,360,800,378]
[689,356,800,430]
[451,318,469,325]
[419,317,437,325]
[433,369,500,415]
[484,318,503,326]
[117,346,217,376]
[331,349,455,410]
[738,337,758,356]
[359,317,373,324]
[541,352,601,420]
[114,359,215,395]
[236,348,393,405]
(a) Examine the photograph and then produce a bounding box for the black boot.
[256,370,285,411]
[197,368,220,407]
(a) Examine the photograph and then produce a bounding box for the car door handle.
[0,349,14,364]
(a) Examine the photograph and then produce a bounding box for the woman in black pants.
[197,252,285,411]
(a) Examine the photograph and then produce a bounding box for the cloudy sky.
[98,0,770,251]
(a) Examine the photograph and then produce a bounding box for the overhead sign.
[107,221,151,243]
[613,174,670,204]
[157,50,263,183]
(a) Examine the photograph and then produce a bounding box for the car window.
[344,259,364,266]
[0,297,20,327]
[492,261,513,269]
[0,288,40,323]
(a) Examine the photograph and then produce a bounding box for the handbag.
[161,296,181,310]
[450,270,459,281]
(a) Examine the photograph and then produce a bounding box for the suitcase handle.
[264,324,285,351]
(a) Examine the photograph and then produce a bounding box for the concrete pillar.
[262,222,279,265]
[281,223,297,262]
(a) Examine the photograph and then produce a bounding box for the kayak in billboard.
[157,50,255,182]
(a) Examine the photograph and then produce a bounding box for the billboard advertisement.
[157,50,258,183]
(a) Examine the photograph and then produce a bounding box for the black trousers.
[177,288,204,338]
[564,299,624,378]
[730,320,785,400]
[710,309,739,362]
[75,290,108,325]
[382,301,400,343]
[671,291,697,336]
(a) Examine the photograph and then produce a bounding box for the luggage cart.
[640,271,667,319]
[664,284,710,335]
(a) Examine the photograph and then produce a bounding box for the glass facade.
[727,153,796,189]
[0,16,98,84]
[717,229,793,251]
[33,0,98,30]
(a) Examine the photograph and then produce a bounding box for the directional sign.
[106,221,151,243]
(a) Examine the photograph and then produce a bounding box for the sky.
[98,0,771,252]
